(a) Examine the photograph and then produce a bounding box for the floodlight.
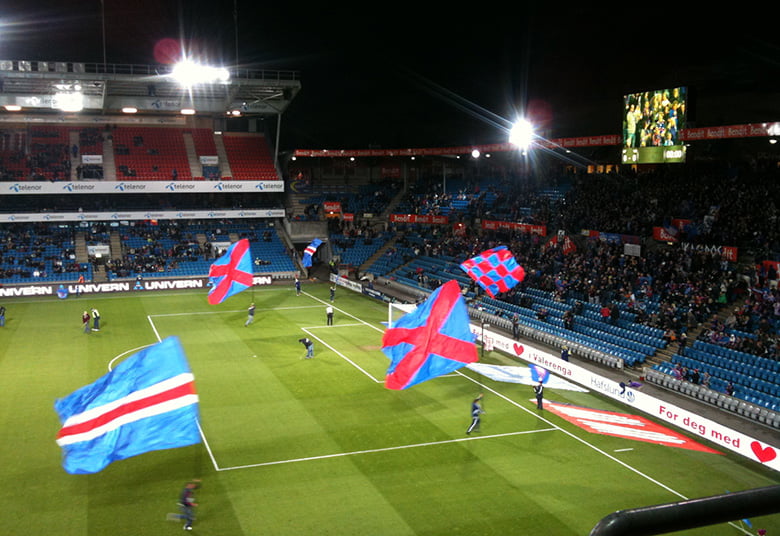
[4,105,21,111]
[121,106,138,114]
[180,108,196,115]
[509,118,534,149]
[471,149,481,159]
[171,60,230,87]
[53,91,83,112]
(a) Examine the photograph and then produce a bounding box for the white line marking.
[455,370,688,500]
[301,327,382,383]
[147,315,162,342]
[146,315,220,471]
[614,448,635,453]
[151,305,322,318]
[304,323,366,329]
[145,289,749,530]
[303,291,385,333]
[107,344,154,372]
[197,420,220,471]
[217,429,558,471]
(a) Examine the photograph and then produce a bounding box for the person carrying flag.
[466,394,485,434]
[329,285,335,302]
[175,479,200,531]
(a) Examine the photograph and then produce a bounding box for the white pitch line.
[150,305,322,318]
[304,323,366,329]
[147,315,163,342]
[197,420,221,471]
[302,291,385,333]
[217,428,558,471]
[614,448,634,453]
[301,327,382,383]
[146,314,221,471]
[107,344,155,372]
[455,370,689,501]
[144,291,741,530]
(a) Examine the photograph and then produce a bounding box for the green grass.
[1,283,778,535]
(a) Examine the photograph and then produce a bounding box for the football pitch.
[0,282,778,535]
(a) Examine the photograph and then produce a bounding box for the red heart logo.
[751,441,777,463]
[513,343,524,356]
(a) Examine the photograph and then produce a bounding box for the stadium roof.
[0,59,301,118]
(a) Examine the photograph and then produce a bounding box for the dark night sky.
[1,3,778,151]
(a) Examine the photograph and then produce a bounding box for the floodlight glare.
[509,118,534,149]
[171,60,230,87]
[53,92,83,112]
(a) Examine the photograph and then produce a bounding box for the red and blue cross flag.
[381,280,478,390]
[207,238,253,305]
[459,246,526,298]
[54,337,201,474]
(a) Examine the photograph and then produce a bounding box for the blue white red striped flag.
[54,337,201,474]
[460,246,526,298]
[207,238,253,304]
[302,238,323,268]
[382,280,477,390]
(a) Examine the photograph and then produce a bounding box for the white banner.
[0,180,284,195]
[0,208,285,223]
[471,323,780,472]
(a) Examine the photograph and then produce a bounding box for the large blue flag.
[302,238,323,268]
[381,280,477,390]
[54,337,201,474]
[207,238,253,304]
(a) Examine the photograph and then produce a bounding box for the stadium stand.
[112,126,192,181]
[221,133,278,180]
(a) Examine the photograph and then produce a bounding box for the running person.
[466,394,485,434]
[245,303,255,326]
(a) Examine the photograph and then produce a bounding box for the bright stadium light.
[509,118,534,149]
[171,60,230,87]
[53,91,83,112]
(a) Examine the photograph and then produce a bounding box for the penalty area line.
[301,327,381,383]
[216,428,558,472]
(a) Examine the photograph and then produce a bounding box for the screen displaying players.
[622,87,687,164]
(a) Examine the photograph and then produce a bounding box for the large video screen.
[621,86,687,164]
